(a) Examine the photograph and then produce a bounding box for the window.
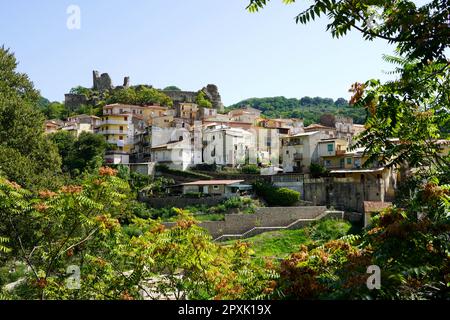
[327,144,334,152]
[286,150,289,155]
[119,136,123,140]
[124,116,128,121]
[213,185,219,190]
[119,126,124,132]
[179,150,183,157]
[347,158,352,165]
[325,160,331,167]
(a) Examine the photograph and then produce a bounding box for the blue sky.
[0,0,396,105]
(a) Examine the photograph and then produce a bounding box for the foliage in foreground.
[275,180,449,300]
[0,168,275,300]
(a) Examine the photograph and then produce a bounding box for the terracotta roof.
[363,201,392,213]
[181,180,244,186]
[288,131,319,137]
[305,124,334,130]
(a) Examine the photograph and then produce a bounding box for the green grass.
[235,228,312,259]
[224,219,353,260]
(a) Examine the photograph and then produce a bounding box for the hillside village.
[43,71,450,228]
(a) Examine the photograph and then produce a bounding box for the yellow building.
[318,138,349,169]
[99,113,145,153]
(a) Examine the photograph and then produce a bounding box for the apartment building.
[202,125,256,166]
[281,131,322,173]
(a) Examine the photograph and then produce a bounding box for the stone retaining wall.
[164,206,332,239]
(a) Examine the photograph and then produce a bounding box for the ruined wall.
[64,94,88,111]
[303,175,387,212]
[163,84,224,112]
[272,173,393,213]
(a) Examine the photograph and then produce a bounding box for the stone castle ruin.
[92,71,130,91]
[163,84,224,112]
[65,70,224,112]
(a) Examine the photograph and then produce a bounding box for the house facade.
[281,131,322,173]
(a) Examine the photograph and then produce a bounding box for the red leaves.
[99,166,118,177]
[38,190,57,199]
[60,185,83,194]
[349,82,365,106]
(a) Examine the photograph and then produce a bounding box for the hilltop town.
[42,71,450,225]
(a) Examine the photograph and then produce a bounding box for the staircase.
[213,210,343,242]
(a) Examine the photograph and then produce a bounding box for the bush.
[309,163,329,178]
[240,164,261,174]
[273,188,300,206]
[253,180,300,206]
[307,219,352,243]
[193,163,218,172]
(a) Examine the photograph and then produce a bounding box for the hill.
[227,96,367,125]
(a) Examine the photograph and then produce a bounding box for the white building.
[281,131,322,173]
[202,125,256,166]
[151,140,193,171]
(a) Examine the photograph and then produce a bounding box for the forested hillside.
[227,96,367,125]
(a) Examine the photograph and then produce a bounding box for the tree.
[163,86,182,91]
[246,0,450,300]
[334,98,348,107]
[0,46,62,190]
[245,0,450,178]
[107,87,173,107]
[196,91,213,109]
[68,132,108,176]
[0,168,276,300]
[319,113,335,127]
[49,131,77,173]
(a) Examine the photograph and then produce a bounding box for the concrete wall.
[164,206,328,239]
[272,171,396,213]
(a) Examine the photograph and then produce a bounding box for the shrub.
[193,163,218,172]
[309,163,329,178]
[253,180,300,206]
[308,219,352,243]
[240,164,261,174]
[273,188,300,206]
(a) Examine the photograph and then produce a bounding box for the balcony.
[106,139,134,145]
[336,149,346,156]
[99,130,127,135]
[293,153,303,160]
[285,141,303,146]
[101,120,128,125]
